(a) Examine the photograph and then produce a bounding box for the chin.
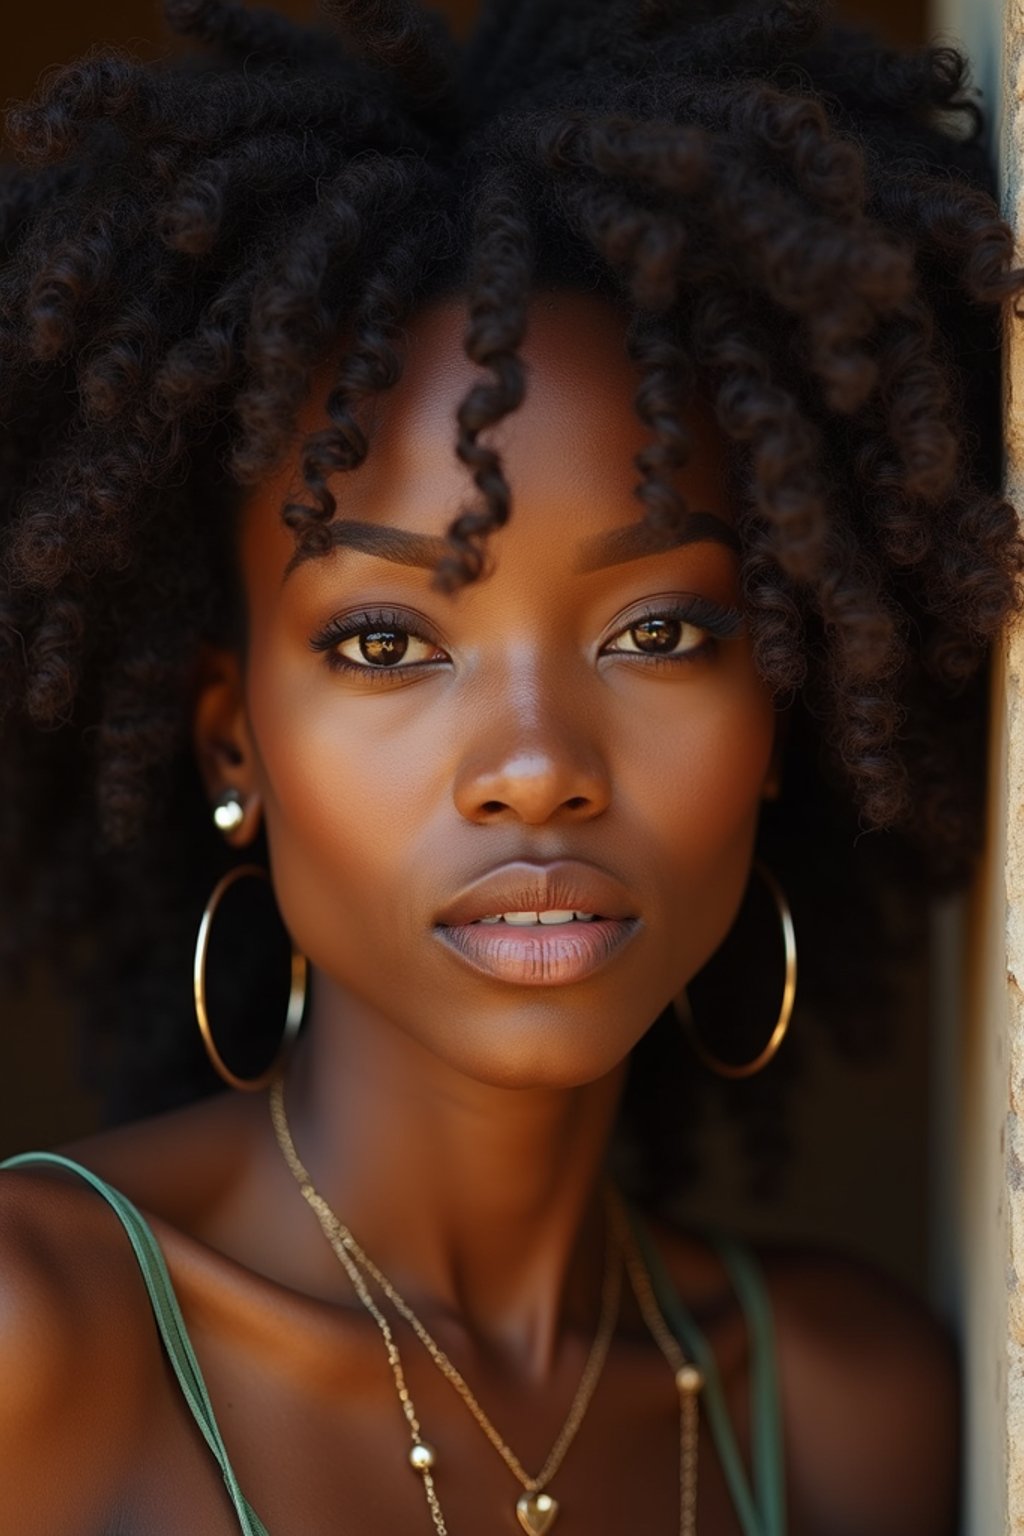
[416,1009,647,1093]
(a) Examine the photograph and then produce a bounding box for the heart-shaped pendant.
[515,1491,560,1535]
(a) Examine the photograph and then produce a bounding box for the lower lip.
[433,919,640,986]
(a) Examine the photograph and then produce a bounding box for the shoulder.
[0,1158,156,1379]
[647,1221,956,1536]
[56,1088,260,1227]
[762,1246,958,1536]
[0,1160,162,1532]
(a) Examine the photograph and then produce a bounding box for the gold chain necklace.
[606,1187,704,1536]
[330,1209,621,1533]
[269,1076,617,1532]
[269,1075,703,1535]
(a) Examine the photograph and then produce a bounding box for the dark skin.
[0,292,956,1536]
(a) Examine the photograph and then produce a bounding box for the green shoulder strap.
[626,1208,787,1536]
[713,1231,786,1536]
[1,1151,269,1536]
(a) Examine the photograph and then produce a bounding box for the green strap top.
[2,1151,270,1536]
[1,1152,785,1536]
[626,1205,787,1536]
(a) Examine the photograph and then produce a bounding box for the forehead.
[353,290,683,489]
[241,288,734,585]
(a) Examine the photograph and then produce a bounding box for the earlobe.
[191,642,263,845]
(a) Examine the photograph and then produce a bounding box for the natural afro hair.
[0,0,1021,1152]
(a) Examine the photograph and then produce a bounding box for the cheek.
[255,687,430,843]
[617,658,776,974]
[618,656,775,843]
[241,643,447,953]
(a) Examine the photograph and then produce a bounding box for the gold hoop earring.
[679,861,796,1079]
[193,863,307,1092]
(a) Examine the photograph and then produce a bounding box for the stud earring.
[212,789,246,835]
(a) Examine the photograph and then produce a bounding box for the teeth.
[473,910,600,926]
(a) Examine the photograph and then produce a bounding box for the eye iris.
[360,629,408,666]
[632,617,682,653]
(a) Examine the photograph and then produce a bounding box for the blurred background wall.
[0,0,965,1298]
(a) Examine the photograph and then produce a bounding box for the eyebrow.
[574,511,740,571]
[282,509,740,580]
[283,523,451,579]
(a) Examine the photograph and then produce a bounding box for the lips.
[434,861,640,987]
[435,860,636,929]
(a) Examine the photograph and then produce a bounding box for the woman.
[0,0,1017,1531]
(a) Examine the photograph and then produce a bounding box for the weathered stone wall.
[934,0,1023,1527]
[1002,5,1024,1525]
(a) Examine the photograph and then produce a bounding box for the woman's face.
[204,290,778,1090]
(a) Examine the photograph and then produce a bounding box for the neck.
[277,970,626,1374]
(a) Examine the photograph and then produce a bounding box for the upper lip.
[435,860,637,927]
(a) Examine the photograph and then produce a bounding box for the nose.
[452,685,612,827]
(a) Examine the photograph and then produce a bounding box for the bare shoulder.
[0,1162,162,1533]
[646,1222,957,1536]
[762,1246,958,1536]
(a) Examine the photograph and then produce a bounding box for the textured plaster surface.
[933,0,1021,1528]
[960,633,1009,1536]
[1005,4,1024,1530]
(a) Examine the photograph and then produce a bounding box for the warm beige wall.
[958,667,1010,1536]
[1001,16,1024,1530]
[931,0,1022,1529]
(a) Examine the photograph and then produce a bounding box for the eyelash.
[309,607,445,685]
[308,599,744,682]
[605,599,743,664]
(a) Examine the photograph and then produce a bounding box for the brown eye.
[604,608,714,660]
[360,629,409,666]
[630,617,682,654]
[328,621,444,671]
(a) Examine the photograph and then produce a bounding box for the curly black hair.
[0,0,1020,1195]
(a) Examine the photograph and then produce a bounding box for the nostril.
[481,800,506,815]
[565,797,589,811]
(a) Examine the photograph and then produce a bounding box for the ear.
[191,641,262,848]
